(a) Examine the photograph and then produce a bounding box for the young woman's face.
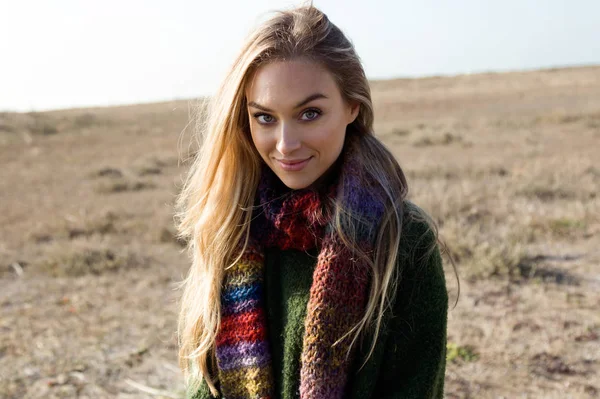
[245,59,359,190]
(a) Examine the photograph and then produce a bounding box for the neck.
[306,153,343,192]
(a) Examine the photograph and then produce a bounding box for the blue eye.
[301,108,321,121]
[252,108,321,125]
[254,113,275,124]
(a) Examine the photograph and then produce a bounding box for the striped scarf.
[214,137,385,398]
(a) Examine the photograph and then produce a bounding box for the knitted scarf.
[214,137,385,399]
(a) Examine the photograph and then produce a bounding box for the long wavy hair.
[175,3,457,396]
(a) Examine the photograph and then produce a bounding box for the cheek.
[250,128,269,154]
[314,117,346,151]
[251,131,280,165]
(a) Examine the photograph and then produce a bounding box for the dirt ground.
[1,65,599,398]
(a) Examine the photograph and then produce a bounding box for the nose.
[275,123,301,155]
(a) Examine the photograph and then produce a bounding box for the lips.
[276,157,312,171]
[278,158,310,165]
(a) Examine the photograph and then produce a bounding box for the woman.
[175,4,455,399]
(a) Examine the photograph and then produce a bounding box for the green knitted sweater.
[189,201,448,399]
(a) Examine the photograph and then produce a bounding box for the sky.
[1,0,599,112]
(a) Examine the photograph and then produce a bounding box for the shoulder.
[398,199,439,263]
[394,199,447,309]
[371,200,449,399]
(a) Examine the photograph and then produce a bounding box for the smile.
[276,157,312,171]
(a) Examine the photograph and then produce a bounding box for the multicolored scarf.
[214,137,386,399]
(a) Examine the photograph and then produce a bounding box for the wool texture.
[214,137,386,399]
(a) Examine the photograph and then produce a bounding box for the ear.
[347,101,360,125]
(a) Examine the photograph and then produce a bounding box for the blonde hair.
[175,3,454,396]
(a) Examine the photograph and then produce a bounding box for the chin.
[276,174,315,190]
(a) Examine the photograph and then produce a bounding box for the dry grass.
[94,178,157,194]
[1,66,599,398]
[37,241,145,278]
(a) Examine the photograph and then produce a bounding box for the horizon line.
[4,62,598,114]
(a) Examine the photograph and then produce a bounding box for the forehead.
[245,60,340,106]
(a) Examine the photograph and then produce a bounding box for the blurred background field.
[1,65,599,398]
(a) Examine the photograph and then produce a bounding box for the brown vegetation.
[1,66,599,398]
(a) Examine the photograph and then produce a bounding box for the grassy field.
[1,65,599,398]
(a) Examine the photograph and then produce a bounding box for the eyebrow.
[247,93,328,112]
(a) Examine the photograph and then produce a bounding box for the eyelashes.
[252,108,322,125]
[300,108,321,121]
[254,113,275,124]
